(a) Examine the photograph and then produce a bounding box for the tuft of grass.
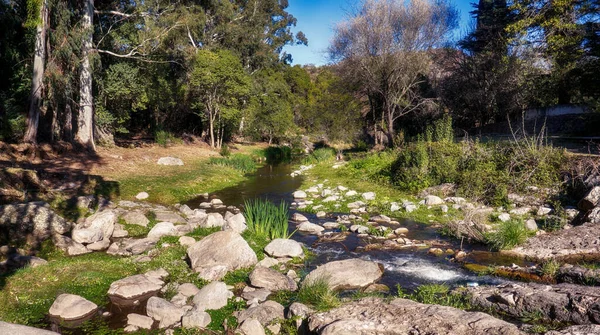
[244,199,293,240]
[486,219,532,250]
[186,226,221,239]
[397,284,472,310]
[302,147,337,165]
[541,259,561,278]
[297,276,340,311]
[209,154,257,173]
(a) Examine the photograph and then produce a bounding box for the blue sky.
[283,0,475,66]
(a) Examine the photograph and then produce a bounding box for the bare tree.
[329,0,457,146]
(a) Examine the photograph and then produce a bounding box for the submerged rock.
[308,298,524,335]
[303,259,383,291]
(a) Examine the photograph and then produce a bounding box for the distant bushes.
[302,147,337,164]
[209,154,257,173]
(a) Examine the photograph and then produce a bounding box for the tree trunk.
[76,0,96,151]
[208,109,215,148]
[386,108,395,148]
[24,0,47,144]
[63,103,72,141]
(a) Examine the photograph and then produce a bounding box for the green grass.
[397,284,472,310]
[541,259,561,277]
[244,199,293,240]
[242,230,270,261]
[302,147,337,164]
[297,276,341,311]
[186,226,222,239]
[137,244,206,288]
[223,268,252,286]
[208,153,257,173]
[0,253,136,326]
[205,298,246,332]
[486,219,532,250]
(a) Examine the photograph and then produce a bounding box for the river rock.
[239,319,266,335]
[147,222,178,240]
[323,222,340,229]
[177,283,200,297]
[588,207,600,224]
[182,308,211,329]
[235,300,285,326]
[462,282,600,325]
[508,221,600,259]
[155,211,186,224]
[264,239,303,258]
[509,207,531,215]
[345,190,358,197]
[157,157,184,166]
[127,313,153,330]
[106,238,156,256]
[192,281,233,311]
[291,213,309,222]
[121,211,149,227]
[72,210,116,245]
[146,296,184,328]
[0,321,59,335]
[242,288,271,303]
[390,202,401,212]
[249,266,298,291]
[224,213,247,233]
[187,231,257,281]
[48,294,98,321]
[293,190,307,199]
[498,213,511,222]
[297,222,324,234]
[303,259,383,291]
[178,236,196,248]
[347,201,365,209]
[578,186,600,211]
[107,273,164,305]
[349,225,368,234]
[361,192,376,201]
[308,298,524,335]
[423,195,444,205]
[0,202,72,244]
[525,219,538,231]
[370,215,391,223]
[52,235,90,256]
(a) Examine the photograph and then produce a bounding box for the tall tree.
[76,0,95,150]
[329,0,458,146]
[24,0,48,144]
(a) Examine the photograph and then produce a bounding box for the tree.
[189,49,251,148]
[24,0,48,144]
[329,0,458,147]
[76,0,95,150]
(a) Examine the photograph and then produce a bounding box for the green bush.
[219,144,231,157]
[303,147,337,164]
[243,199,292,239]
[209,154,257,173]
[486,219,532,250]
[155,129,178,147]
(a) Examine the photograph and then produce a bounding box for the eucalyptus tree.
[329,0,458,147]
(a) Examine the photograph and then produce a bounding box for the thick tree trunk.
[386,109,395,148]
[24,1,47,144]
[76,0,96,151]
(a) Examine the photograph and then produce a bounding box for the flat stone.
[147,222,178,240]
[242,288,271,303]
[106,238,156,256]
[293,191,307,199]
[107,273,164,305]
[264,239,304,258]
[361,192,376,201]
[121,211,149,227]
[154,211,186,224]
[303,259,383,291]
[345,190,358,197]
[239,319,266,335]
[87,239,111,251]
[423,195,444,205]
[72,210,117,244]
[297,222,324,234]
[498,213,511,222]
[291,213,309,222]
[235,300,284,326]
[0,321,59,334]
[48,294,98,321]
[249,266,298,291]
[347,201,365,209]
[178,283,201,297]
[179,236,196,247]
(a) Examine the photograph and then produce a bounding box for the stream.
[187,163,526,291]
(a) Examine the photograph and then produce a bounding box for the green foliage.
[541,259,561,278]
[243,199,292,240]
[303,147,337,164]
[263,146,293,164]
[241,230,270,261]
[154,130,179,148]
[206,298,246,332]
[220,144,231,157]
[346,151,396,184]
[297,277,341,311]
[223,268,251,286]
[209,154,257,174]
[486,219,532,250]
[186,227,222,239]
[397,284,472,310]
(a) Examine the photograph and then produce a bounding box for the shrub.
[297,276,340,311]
[219,144,231,157]
[155,129,178,147]
[303,147,337,164]
[243,199,292,239]
[209,154,257,173]
[486,219,531,250]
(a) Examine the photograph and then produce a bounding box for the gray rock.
[52,235,90,256]
[588,207,600,224]
[239,319,266,335]
[187,231,257,281]
[106,238,156,256]
[445,197,466,204]
[424,195,444,205]
[178,236,196,247]
[525,219,538,231]
[107,273,164,305]
[146,296,184,328]
[249,266,298,291]
[316,211,327,218]
[545,325,600,335]
[210,198,223,206]
[179,205,194,217]
[323,222,340,229]
[0,321,59,334]
[347,201,365,209]
[135,192,149,200]
[157,157,184,166]
[236,300,285,326]
[404,204,417,213]
[182,308,211,329]
[87,238,111,251]
[0,202,72,244]
[349,225,368,234]
[288,302,313,319]
[121,211,149,227]
[127,313,153,330]
[345,190,358,197]
[72,210,117,245]
[509,207,532,216]
[303,259,383,291]
[361,192,376,201]
[224,213,247,233]
[293,191,307,199]
[147,222,177,240]
[155,211,186,224]
[578,186,600,211]
[370,215,391,223]
[462,282,600,325]
[390,202,401,212]
[498,213,511,222]
[257,256,279,268]
[537,206,553,216]
[308,298,523,335]
[48,294,98,321]
[192,281,232,311]
[264,239,304,258]
[178,283,201,297]
[112,223,129,238]
[242,288,271,303]
[202,212,224,228]
[291,213,309,222]
[297,222,324,234]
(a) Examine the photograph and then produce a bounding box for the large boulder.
[0,321,59,335]
[0,202,72,244]
[308,298,524,335]
[303,259,383,291]
[264,239,303,258]
[187,231,257,281]
[48,294,98,321]
[192,281,233,311]
[71,210,117,245]
[249,266,298,291]
[107,273,164,305]
[462,282,600,325]
[146,296,184,328]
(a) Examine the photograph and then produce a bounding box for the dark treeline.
[0,0,598,150]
